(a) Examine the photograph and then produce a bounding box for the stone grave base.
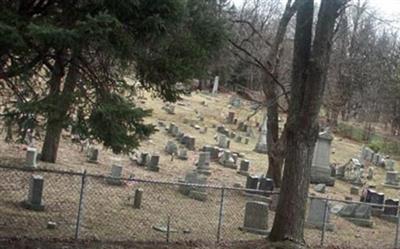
[196,169,211,176]
[106,177,124,186]
[311,166,335,186]
[152,225,178,233]
[87,159,98,164]
[382,183,400,189]
[147,167,160,172]
[221,163,237,170]
[188,190,207,201]
[305,222,335,231]
[239,226,270,235]
[344,217,373,228]
[380,215,398,223]
[371,208,384,217]
[237,170,249,176]
[22,201,45,211]
[244,193,271,203]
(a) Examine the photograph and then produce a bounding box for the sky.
[233,0,400,20]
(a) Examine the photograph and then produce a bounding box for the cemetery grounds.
[0,90,399,249]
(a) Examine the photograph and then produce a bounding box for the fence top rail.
[0,164,279,194]
[1,164,399,208]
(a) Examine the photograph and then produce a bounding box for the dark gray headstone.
[23,175,45,211]
[384,199,399,216]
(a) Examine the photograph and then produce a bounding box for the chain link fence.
[0,164,399,248]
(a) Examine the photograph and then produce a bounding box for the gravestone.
[211,76,219,95]
[178,171,208,201]
[106,165,123,185]
[227,112,235,124]
[314,184,326,193]
[185,136,196,150]
[165,141,178,155]
[239,201,269,235]
[235,136,242,143]
[385,160,395,171]
[217,134,230,149]
[230,95,241,107]
[311,131,335,186]
[147,154,160,172]
[87,148,99,163]
[133,188,143,209]
[23,175,45,211]
[244,138,249,144]
[177,148,188,160]
[350,186,359,195]
[369,192,384,210]
[162,104,175,114]
[367,167,374,180]
[339,203,373,227]
[168,123,177,134]
[136,152,150,166]
[196,152,211,175]
[26,147,38,168]
[306,198,334,230]
[254,114,268,154]
[384,171,400,188]
[258,177,274,195]
[245,175,259,194]
[245,127,254,138]
[238,159,250,176]
[218,149,236,169]
[383,199,399,217]
[216,125,230,136]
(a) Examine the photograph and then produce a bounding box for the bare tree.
[269,0,346,246]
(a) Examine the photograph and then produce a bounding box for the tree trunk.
[41,56,78,163]
[262,0,298,187]
[269,0,343,245]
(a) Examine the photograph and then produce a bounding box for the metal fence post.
[320,198,329,247]
[395,205,400,249]
[216,188,225,243]
[75,170,87,240]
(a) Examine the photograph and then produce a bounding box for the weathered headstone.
[184,135,196,150]
[310,131,335,186]
[87,147,99,163]
[133,188,143,209]
[177,148,188,160]
[136,152,150,166]
[238,159,250,176]
[384,171,400,188]
[217,134,230,149]
[26,147,38,168]
[314,184,326,193]
[350,185,359,195]
[165,141,178,155]
[254,114,268,154]
[239,201,269,235]
[196,152,211,175]
[147,154,160,172]
[227,112,235,124]
[218,149,236,169]
[106,165,123,185]
[23,175,45,211]
[178,171,208,201]
[211,76,219,95]
[385,159,395,171]
[367,167,374,180]
[306,198,333,230]
[339,203,373,227]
